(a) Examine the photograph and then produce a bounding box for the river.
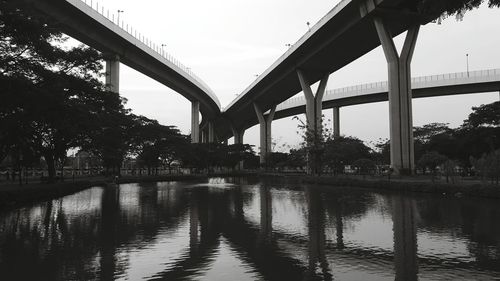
[0,177,499,280]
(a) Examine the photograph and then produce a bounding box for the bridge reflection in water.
[0,179,499,280]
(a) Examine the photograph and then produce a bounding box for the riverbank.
[296,175,500,199]
[0,174,208,210]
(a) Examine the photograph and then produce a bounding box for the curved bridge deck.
[22,0,221,117]
[272,69,500,120]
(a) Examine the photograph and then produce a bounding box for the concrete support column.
[297,71,329,174]
[297,70,329,137]
[191,101,200,143]
[105,55,120,93]
[374,18,420,175]
[253,103,276,165]
[201,130,207,144]
[333,107,340,138]
[231,127,246,170]
[208,122,215,143]
[231,127,245,145]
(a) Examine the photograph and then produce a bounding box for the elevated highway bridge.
[17,0,500,174]
[19,0,221,143]
[271,69,500,135]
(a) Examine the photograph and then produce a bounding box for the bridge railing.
[72,0,219,107]
[276,69,500,111]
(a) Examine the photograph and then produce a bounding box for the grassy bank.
[301,175,500,199]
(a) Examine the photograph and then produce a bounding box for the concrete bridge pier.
[201,130,207,144]
[231,127,245,145]
[191,101,200,143]
[333,107,340,138]
[231,126,246,170]
[297,71,329,136]
[105,55,120,93]
[253,103,276,166]
[373,18,420,175]
[200,121,215,143]
[208,122,215,143]
[297,71,329,174]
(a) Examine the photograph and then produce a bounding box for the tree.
[463,101,500,128]
[225,144,255,171]
[471,150,500,184]
[323,136,373,175]
[0,2,120,182]
[414,0,500,21]
[129,116,187,175]
[417,151,448,177]
[353,158,376,178]
[414,123,452,144]
[442,159,459,183]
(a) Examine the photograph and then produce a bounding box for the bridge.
[19,0,221,143]
[215,0,500,173]
[217,0,445,174]
[18,0,500,174]
[271,69,500,136]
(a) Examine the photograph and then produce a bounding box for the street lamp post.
[161,44,167,56]
[466,53,469,77]
[117,10,124,25]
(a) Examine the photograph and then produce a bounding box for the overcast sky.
[90,0,500,151]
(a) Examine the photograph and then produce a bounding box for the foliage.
[322,136,373,174]
[463,101,500,128]
[352,158,376,176]
[0,2,121,181]
[179,143,255,172]
[292,116,327,175]
[442,159,459,183]
[132,117,188,175]
[417,151,448,174]
[414,123,452,144]
[413,0,500,21]
[471,150,500,184]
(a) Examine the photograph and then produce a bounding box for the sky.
[86,0,500,151]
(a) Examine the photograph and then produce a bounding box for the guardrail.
[276,69,500,111]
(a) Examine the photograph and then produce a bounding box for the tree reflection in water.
[0,179,499,280]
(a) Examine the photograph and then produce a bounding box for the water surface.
[0,177,499,280]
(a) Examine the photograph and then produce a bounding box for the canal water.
[0,177,499,280]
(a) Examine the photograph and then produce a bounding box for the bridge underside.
[21,0,220,119]
[272,81,500,122]
[219,0,437,138]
